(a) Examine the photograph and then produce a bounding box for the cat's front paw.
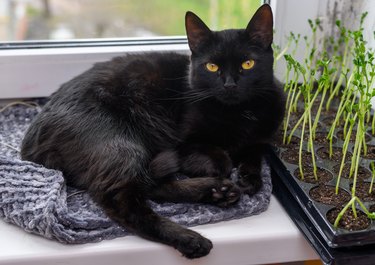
[237,171,262,197]
[237,175,262,196]
[210,179,241,207]
[176,230,213,259]
[236,163,263,196]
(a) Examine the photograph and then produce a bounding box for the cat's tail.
[97,180,213,259]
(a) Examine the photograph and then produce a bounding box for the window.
[2,0,261,41]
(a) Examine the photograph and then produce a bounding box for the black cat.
[21,4,284,259]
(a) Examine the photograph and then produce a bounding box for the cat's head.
[185,4,274,105]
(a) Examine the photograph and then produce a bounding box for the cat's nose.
[224,76,237,89]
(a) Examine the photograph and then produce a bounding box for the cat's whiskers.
[153,90,213,102]
[162,76,187,81]
[186,95,213,104]
[184,90,214,103]
[154,95,200,101]
[163,87,186,93]
[250,90,273,104]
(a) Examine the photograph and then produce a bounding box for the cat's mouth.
[215,91,243,105]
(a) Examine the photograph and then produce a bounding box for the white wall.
[339,0,375,48]
[272,0,321,80]
[272,0,375,81]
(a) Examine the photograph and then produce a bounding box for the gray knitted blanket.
[0,101,272,244]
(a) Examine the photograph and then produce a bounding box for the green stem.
[327,75,354,157]
[351,121,363,194]
[291,90,302,112]
[335,196,375,228]
[334,197,356,228]
[356,197,375,219]
[326,73,344,111]
[336,120,355,194]
[327,39,351,110]
[298,113,307,180]
[276,46,290,62]
[312,83,328,136]
[287,90,319,144]
[370,162,375,194]
[283,82,294,143]
[283,74,299,144]
[307,90,317,179]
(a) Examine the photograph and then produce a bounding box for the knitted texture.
[0,101,272,244]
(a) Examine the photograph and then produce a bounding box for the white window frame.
[0,37,189,99]
[0,0,328,99]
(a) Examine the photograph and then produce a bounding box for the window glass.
[1,0,262,41]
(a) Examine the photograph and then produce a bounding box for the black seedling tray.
[269,155,375,265]
[267,140,375,247]
[267,106,375,248]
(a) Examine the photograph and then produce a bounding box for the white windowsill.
[0,196,318,265]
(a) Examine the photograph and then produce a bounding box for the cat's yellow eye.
[206,63,219,72]
[241,60,255,70]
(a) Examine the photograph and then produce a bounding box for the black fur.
[21,4,284,259]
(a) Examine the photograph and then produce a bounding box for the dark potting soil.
[309,185,351,206]
[362,145,375,159]
[286,116,299,130]
[273,132,300,149]
[320,115,336,127]
[368,204,375,213]
[293,167,333,184]
[336,130,350,141]
[332,164,371,181]
[311,102,338,115]
[281,148,315,166]
[350,182,375,202]
[319,108,338,118]
[306,131,337,145]
[326,208,370,231]
[316,146,352,161]
[336,130,372,143]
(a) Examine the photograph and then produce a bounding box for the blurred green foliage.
[122,0,261,35]
[20,0,261,40]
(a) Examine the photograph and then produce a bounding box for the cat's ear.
[245,4,273,48]
[185,11,212,53]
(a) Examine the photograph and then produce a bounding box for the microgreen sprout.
[276,13,375,227]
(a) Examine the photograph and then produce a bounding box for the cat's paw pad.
[176,230,213,259]
[210,179,240,207]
